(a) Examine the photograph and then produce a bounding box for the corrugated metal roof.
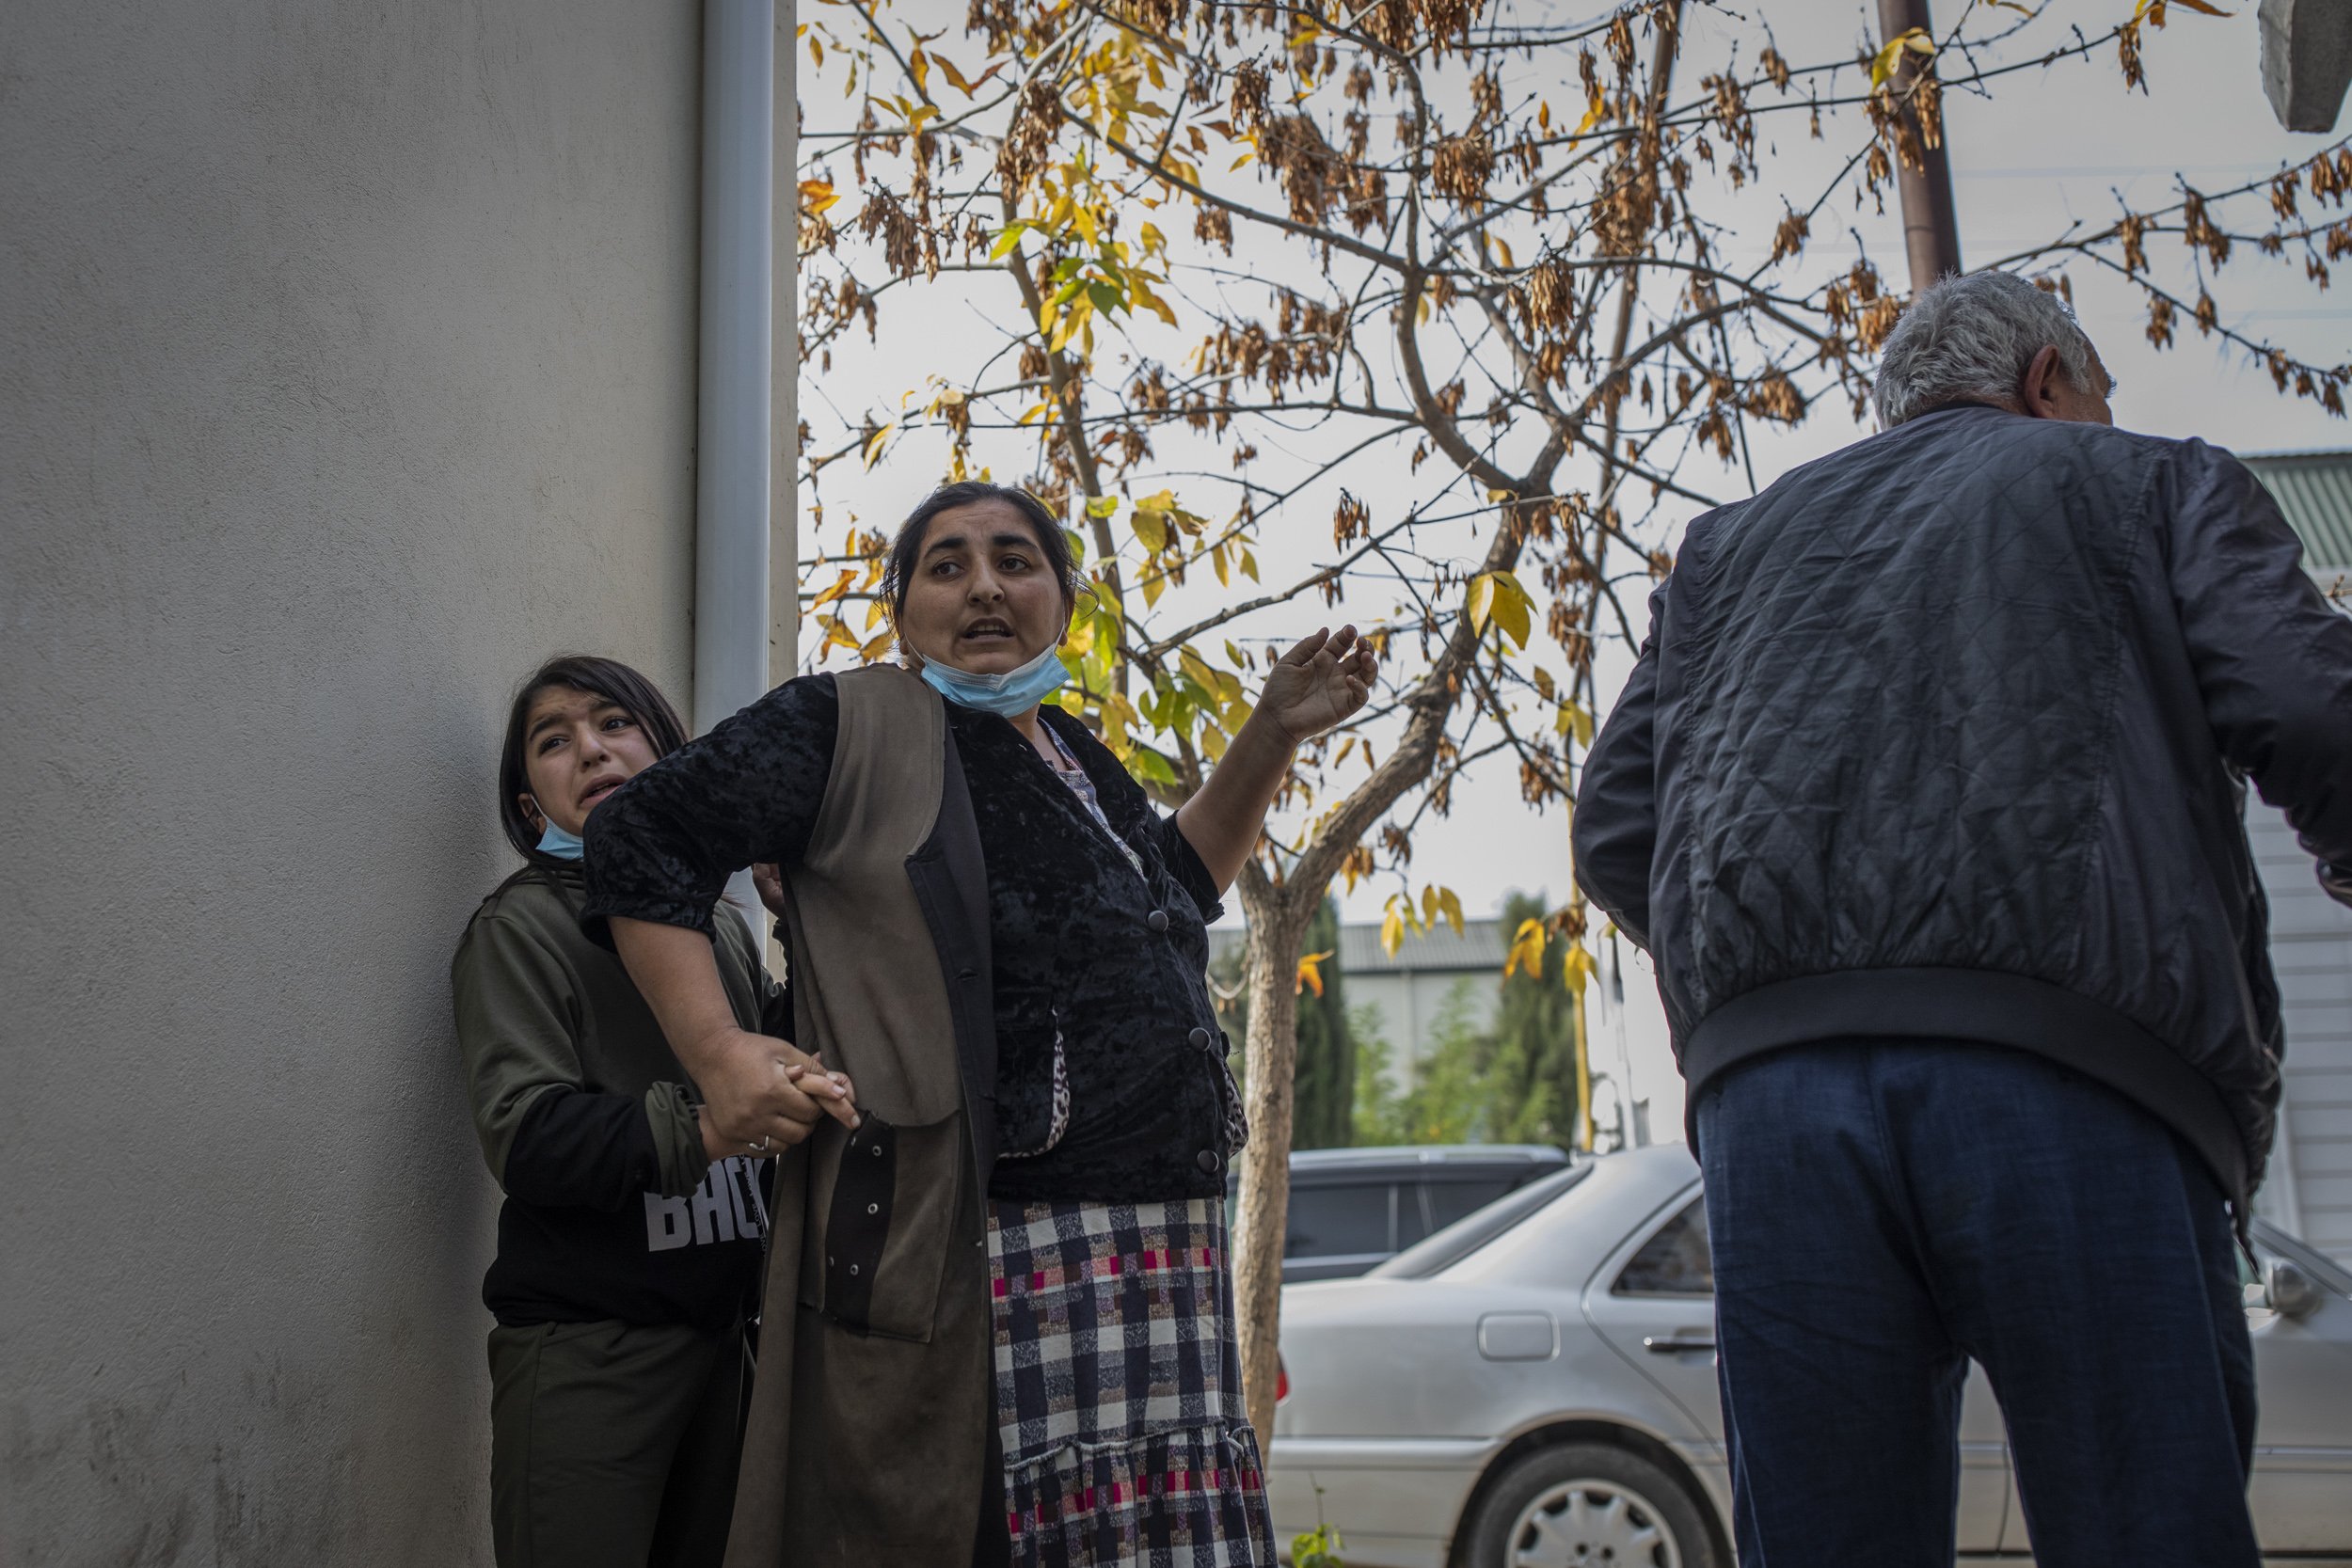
[2243,450,2352,569]
[1209,918,1509,975]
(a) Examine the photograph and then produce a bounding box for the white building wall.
[2250,804,2352,1264]
[1347,971,1502,1085]
[1,4,706,1560]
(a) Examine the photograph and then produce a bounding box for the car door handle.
[1643,1334,1716,1354]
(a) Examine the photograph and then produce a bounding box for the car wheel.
[1457,1442,1720,1568]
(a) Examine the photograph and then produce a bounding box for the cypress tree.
[1482,891,1579,1148]
[1289,897,1355,1148]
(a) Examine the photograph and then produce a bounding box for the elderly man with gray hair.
[1574,269,2352,1567]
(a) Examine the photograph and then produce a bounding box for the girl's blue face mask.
[918,641,1070,716]
[536,818,586,861]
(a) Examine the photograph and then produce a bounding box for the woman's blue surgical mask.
[919,641,1071,716]
[536,818,586,861]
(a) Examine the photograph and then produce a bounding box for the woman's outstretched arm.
[1175,626,1375,894]
[582,675,855,1147]
[610,916,855,1149]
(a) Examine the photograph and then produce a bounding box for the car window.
[1613,1197,1713,1295]
[1425,1177,1515,1234]
[1397,1184,1433,1248]
[1372,1164,1594,1280]
[1285,1182,1393,1259]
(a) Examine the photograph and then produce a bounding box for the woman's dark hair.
[497,655,690,863]
[881,481,1080,624]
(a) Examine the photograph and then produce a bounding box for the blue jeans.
[1695,1041,2258,1568]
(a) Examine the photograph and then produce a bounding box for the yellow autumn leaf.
[1870,27,1932,89]
[1129,279,1180,327]
[1131,506,1169,553]
[1504,917,1547,979]
[1568,93,1606,147]
[808,567,855,611]
[1048,297,1092,354]
[933,55,1007,98]
[799,179,841,216]
[1468,571,1533,649]
[1178,645,1224,695]
[1296,949,1335,997]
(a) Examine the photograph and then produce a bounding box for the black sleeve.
[581,673,840,942]
[2160,442,2352,886]
[501,1085,664,1212]
[1153,814,1228,925]
[1573,581,1667,951]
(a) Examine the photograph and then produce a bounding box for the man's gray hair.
[1871,270,2103,428]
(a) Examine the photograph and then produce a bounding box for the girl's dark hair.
[881,481,1080,623]
[497,655,690,863]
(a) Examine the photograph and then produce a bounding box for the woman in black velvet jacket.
[582,482,1373,1568]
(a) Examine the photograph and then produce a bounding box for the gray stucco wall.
[1,4,704,1560]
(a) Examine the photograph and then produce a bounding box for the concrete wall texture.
[1,4,705,1560]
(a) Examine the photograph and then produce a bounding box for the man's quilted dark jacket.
[1573,403,2352,1202]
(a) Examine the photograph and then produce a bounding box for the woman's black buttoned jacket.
[580,669,1242,1204]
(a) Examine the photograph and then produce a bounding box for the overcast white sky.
[794,1,2352,1137]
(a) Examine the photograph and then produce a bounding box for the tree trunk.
[1230,879,1312,1449]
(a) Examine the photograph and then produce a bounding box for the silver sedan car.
[1269,1144,2352,1567]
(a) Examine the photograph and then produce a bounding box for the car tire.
[1456,1441,1721,1568]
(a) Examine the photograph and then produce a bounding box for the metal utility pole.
[1877,0,1963,291]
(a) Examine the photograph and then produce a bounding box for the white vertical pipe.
[769,1,799,692]
[764,5,799,975]
[698,0,774,928]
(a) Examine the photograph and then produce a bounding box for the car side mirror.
[2266,1259,2325,1321]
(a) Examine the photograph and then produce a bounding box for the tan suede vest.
[724,665,996,1567]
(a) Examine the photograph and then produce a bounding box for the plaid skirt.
[987,1196,1277,1568]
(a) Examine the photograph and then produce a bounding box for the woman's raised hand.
[696,1028,859,1155]
[1258,625,1376,745]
